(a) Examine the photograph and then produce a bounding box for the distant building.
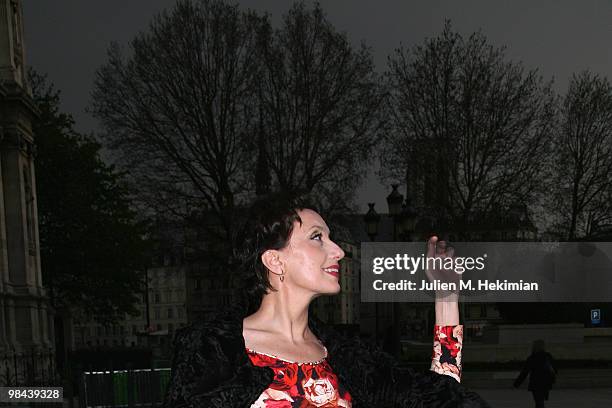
[331,200,537,343]
[73,224,188,355]
[182,212,234,322]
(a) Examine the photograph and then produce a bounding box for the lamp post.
[400,200,418,242]
[364,203,380,242]
[386,185,418,356]
[385,185,403,356]
[363,203,381,343]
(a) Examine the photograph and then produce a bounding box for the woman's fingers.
[427,235,438,258]
[436,239,447,256]
[445,245,455,258]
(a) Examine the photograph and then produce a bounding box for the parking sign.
[591,309,601,325]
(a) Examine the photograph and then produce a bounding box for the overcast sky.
[22,0,612,212]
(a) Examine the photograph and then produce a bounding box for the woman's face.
[278,208,345,295]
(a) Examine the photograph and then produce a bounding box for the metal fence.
[0,348,60,387]
[79,368,171,408]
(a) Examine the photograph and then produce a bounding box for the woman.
[514,339,557,408]
[163,196,489,407]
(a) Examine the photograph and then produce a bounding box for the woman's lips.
[323,264,340,278]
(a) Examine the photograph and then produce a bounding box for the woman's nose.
[330,241,345,260]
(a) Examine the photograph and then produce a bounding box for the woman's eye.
[312,233,323,241]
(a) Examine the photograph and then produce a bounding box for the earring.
[269,269,285,283]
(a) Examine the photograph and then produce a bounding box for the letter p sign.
[591,309,601,325]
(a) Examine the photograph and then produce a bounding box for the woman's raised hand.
[425,235,461,300]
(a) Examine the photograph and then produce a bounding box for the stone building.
[72,259,188,353]
[0,0,55,384]
[73,225,188,356]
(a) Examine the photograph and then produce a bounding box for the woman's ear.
[261,249,283,275]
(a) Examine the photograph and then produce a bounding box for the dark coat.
[514,351,556,392]
[163,308,490,408]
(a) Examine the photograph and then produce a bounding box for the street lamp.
[386,184,404,218]
[385,185,405,356]
[399,200,418,241]
[363,203,380,242]
[363,203,381,344]
[386,185,419,356]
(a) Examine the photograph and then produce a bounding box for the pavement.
[473,388,612,408]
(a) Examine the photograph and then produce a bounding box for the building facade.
[0,0,55,384]
[73,229,188,355]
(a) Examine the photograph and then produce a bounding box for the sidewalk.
[474,388,612,408]
[463,368,612,389]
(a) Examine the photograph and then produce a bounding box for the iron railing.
[80,368,171,408]
[0,348,60,387]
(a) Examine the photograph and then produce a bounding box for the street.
[474,388,612,407]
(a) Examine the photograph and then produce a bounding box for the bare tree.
[384,22,555,229]
[93,0,383,246]
[552,71,612,240]
[91,0,264,246]
[255,2,384,214]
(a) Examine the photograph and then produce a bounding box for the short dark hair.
[234,193,318,312]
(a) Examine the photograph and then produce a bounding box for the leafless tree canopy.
[92,0,382,243]
[91,0,263,243]
[384,22,555,225]
[255,2,384,213]
[552,71,612,239]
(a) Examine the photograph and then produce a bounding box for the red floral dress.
[246,324,463,407]
[431,325,463,382]
[246,345,352,408]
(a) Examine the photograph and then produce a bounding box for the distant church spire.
[255,110,270,197]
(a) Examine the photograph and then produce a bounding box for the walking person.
[514,339,557,408]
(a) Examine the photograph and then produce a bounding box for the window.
[166,290,172,302]
[167,308,174,318]
[157,324,162,331]
[154,308,161,319]
[97,326,102,336]
[178,307,184,318]
[154,292,161,303]
[132,325,137,335]
[168,323,174,333]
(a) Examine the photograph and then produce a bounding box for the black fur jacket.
[163,308,490,408]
